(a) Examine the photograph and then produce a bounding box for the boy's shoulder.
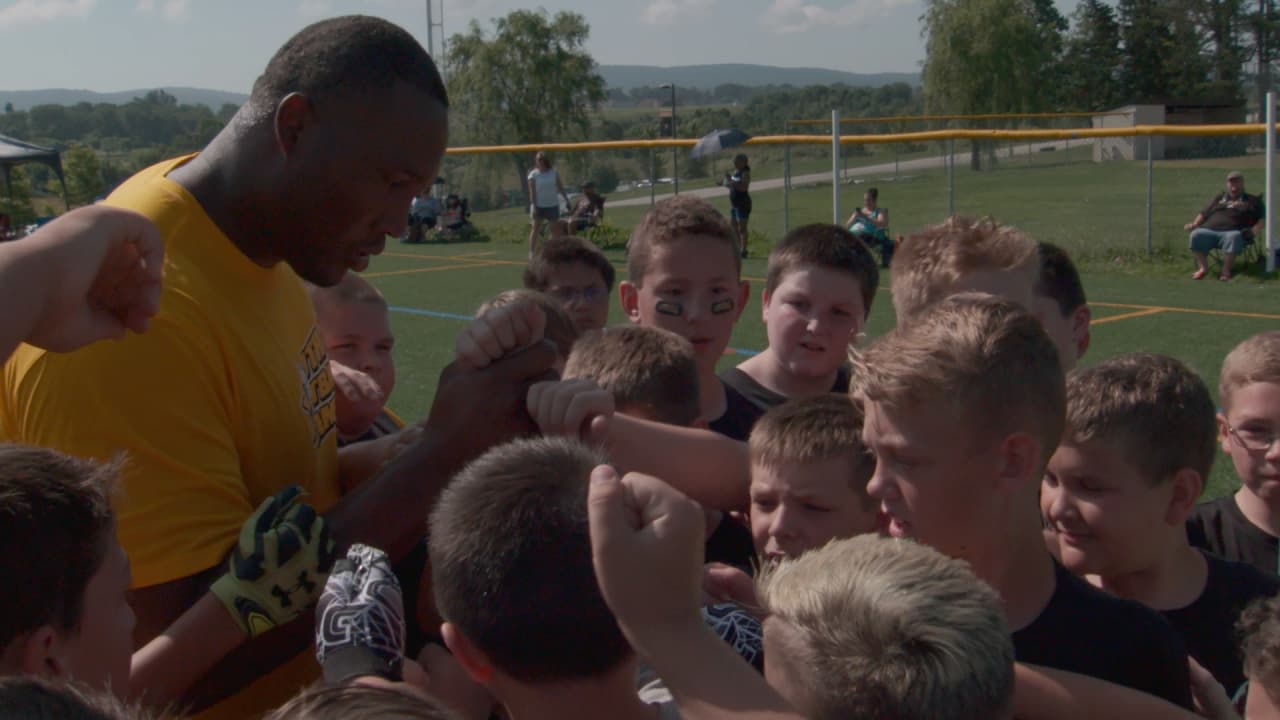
[1014,561,1192,708]
[708,376,765,442]
[719,367,783,415]
[1188,495,1279,575]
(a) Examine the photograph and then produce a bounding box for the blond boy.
[1239,594,1280,718]
[562,325,700,427]
[1188,331,1280,577]
[854,293,1192,707]
[1042,353,1279,696]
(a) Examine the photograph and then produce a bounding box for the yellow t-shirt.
[1,155,341,718]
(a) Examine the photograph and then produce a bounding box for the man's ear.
[760,287,773,324]
[619,281,641,324]
[441,622,495,687]
[1217,412,1233,453]
[996,432,1041,495]
[274,92,314,158]
[1071,305,1092,361]
[1166,468,1204,525]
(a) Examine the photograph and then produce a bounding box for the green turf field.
[373,154,1280,503]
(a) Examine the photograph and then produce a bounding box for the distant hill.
[0,87,248,111]
[598,64,919,91]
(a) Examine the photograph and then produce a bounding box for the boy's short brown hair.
[765,224,879,318]
[1220,331,1280,412]
[0,445,118,654]
[266,683,457,720]
[428,437,629,683]
[1035,242,1087,317]
[524,236,616,292]
[1065,353,1216,485]
[475,289,581,357]
[756,534,1014,720]
[749,395,875,506]
[626,196,738,284]
[1240,594,1280,699]
[853,293,1065,463]
[891,216,1038,325]
[562,326,700,426]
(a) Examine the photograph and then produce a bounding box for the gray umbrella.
[690,128,752,159]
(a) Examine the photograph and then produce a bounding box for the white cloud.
[761,0,915,34]
[0,0,95,30]
[296,0,331,16]
[643,0,716,25]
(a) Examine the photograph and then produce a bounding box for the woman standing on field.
[527,151,570,256]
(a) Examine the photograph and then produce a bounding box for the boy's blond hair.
[756,534,1014,720]
[891,216,1037,325]
[626,195,738,284]
[765,224,879,318]
[266,684,458,720]
[475,289,581,357]
[1220,331,1280,412]
[562,326,700,426]
[1065,353,1216,485]
[748,395,875,506]
[853,293,1065,464]
[308,273,388,313]
[1240,594,1280,700]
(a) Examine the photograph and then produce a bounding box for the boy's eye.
[1042,473,1058,488]
[751,498,776,512]
[803,503,832,513]
[1077,478,1105,493]
[331,343,356,351]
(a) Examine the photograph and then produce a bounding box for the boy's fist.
[527,379,614,441]
[454,298,547,370]
[331,361,386,439]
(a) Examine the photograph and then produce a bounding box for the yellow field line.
[364,262,500,278]
[1093,301,1280,321]
[1091,308,1167,325]
[450,251,498,259]
[380,251,502,262]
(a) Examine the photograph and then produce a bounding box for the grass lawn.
[375,153,1279,502]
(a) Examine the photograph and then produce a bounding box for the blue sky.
[0,0,1091,92]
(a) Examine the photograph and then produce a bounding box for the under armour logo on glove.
[315,544,407,684]
[211,485,337,637]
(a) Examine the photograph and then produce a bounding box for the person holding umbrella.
[721,153,751,258]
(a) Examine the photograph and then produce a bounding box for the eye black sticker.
[711,298,736,315]
[656,300,683,316]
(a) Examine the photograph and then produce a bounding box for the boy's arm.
[1013,664,1213,720]
[588,466,804,720]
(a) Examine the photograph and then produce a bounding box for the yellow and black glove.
[211,485,337,637]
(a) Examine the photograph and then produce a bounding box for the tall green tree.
[1062,0,1124,110]
[64,144,105,205]
[446,9,607,193]
[922,0,1061,169]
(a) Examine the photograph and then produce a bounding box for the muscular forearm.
[129,594,244,710]
[604,415,750,511]
[1013,664,1202,720]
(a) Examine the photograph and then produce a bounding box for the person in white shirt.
[527,151,570,255]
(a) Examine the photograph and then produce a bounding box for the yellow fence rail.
[786,110,1135,125]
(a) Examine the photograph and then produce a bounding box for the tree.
[1061,0,1124,110]
[64,144,105,205]
[1118,0,1213,100]
[922,0,1061,169]
[445,9,607,194]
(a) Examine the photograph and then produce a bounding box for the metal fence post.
[1268,92,1276,273]
[649,148,655,207]
[832,110,841,226]
[1145,135,1154,256]
[784,120,790,234]
[947,138,955,216]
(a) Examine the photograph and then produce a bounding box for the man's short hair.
[1240,594,1280,700]
[853,293,1065,464]
[246,15,448,123]
[1034,242,1087,318]
[0,445,118,653]
[428,437,629,683]
[1220,331,1280,412]
[765,224,879,319]
[627,196,738,285]
[266,683,457,720]
[749,395,875,506]
[524,236,616,292]
[890,216,1038,325]
[757,534,1014,720]
[475,290,580,358]
[0,677,149,720]
[1065,353,1216,485]
[308,273,389,313]
[562,326,700,426]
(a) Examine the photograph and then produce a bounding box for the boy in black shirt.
[1042,353,1279,697]
[856,294,1193,708]
[1188,331,1280,577]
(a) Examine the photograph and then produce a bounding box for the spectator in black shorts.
[723,154,751,258]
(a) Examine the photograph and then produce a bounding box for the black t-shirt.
[708,377,762,443]
[1201,191,1265,232]
[1187,495,1279,577]
[718,366,852,419]
[703,378,761,570]
[1013,561,1193,708]
[1164,551,1280,696]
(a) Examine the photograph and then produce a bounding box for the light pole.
[661,83,678,194]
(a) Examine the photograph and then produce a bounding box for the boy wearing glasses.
[1190,331,1280,578]
[524,235,615,333]
[1042,353,1280,698]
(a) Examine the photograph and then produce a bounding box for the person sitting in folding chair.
[846,187,893,268]
[561,181,605,235]
[1186,170,1265,281]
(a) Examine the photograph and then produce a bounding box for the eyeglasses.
[549,285,607,304]
[1227,424,1280,452]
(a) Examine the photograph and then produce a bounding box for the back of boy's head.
[475,289,580,357]
[0,445,117,656]
[891,216,1037,325]
[428,437,629,683]
[1065,353,1216,485]
[308,272,388,316]
[756,534,1014,720]
[1221,331,1280,411]
[749,395,875,507]
[626,195,738,285]
[266,683,457,720]
[524,236,616,292]
[854,293,1065,463]
[766,224,879,319]
[562,326,700,426]
[1034,242,1086,317]
[1241,594,1280,700]
[0,677,147,720]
